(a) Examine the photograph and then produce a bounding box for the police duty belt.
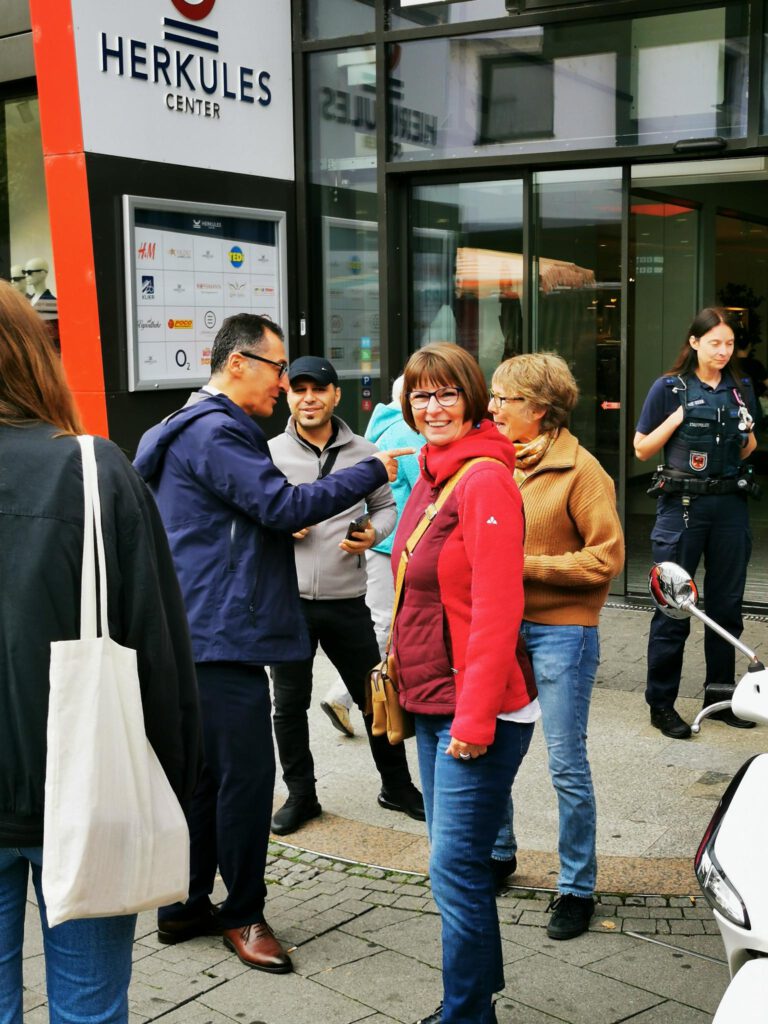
[648,466,761,499]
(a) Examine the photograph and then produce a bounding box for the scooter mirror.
[648,562,698,620]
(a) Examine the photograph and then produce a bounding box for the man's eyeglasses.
[23,268,44,276]
[407,386,463,410]
[238,351,288,378]
[489,390,526,409]
[10,276,24,283]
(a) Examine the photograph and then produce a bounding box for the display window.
[0,92,57,338]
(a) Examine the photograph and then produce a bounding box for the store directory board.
[123,196,287,391]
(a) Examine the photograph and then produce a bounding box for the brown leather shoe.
[223,921,293,973]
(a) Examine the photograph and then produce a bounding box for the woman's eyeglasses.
[489,390,526,409]
[238,351,288,378]
[407,386,463,410]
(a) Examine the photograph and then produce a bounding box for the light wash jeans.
[0,847,136,1024]
[417,714,534,1024]
[492,622,599,898]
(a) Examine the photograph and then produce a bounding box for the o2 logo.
[170,0,216,21]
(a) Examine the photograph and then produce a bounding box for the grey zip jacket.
[269,416,396,600]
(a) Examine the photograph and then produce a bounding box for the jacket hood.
[420,418,517,486]
[134,394,259,483]
[365,401,403,445]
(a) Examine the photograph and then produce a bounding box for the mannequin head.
[9,265,27,296]
[23,257,51,303]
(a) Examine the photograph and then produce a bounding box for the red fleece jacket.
[391,420,534,746]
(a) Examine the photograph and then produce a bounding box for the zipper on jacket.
[228,519,237,571]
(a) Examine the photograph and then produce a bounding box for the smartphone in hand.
[345,514,372,541]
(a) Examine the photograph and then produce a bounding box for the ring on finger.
[458,752,471,761]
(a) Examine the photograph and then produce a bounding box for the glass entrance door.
[410,179,524,380]
[626,192,700,592]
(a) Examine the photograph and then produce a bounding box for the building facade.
[2,0,768,603]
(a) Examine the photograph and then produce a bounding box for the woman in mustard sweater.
[488,352,624,940]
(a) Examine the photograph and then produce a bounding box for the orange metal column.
[29,0,109,436]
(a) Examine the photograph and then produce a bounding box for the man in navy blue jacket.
[134,314,405,973]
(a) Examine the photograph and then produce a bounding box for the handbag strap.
[384,456,503,654]
[77,435,109,640]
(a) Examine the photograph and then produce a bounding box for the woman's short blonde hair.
[492,352,578,432]
[401,342,489,431]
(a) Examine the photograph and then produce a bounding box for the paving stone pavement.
[22,606,767,1022]
[22,845,731,1023]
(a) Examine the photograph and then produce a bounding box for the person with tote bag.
[0,280,201,1024]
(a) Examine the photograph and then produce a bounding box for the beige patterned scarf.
[513,429,558,486]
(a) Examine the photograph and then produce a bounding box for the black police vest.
[664,374,749,478]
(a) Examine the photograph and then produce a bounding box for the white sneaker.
[320,700,355,737]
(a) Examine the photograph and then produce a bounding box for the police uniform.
[635,371,757,712]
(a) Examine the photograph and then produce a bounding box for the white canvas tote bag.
[42,435,189,927]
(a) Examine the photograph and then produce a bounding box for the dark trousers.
[646,493,751,709]
[158,662,274,930]
[272,596,412,797]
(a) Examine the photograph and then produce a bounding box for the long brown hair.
[0,280,83,433]
[666,307,741,379]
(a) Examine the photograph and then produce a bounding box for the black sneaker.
[378,783,426,821]
[415,1004,442,1024]
[270,794,322,836]
[490,855,517,892]
[650,706,691,739]
[546,894,595,940]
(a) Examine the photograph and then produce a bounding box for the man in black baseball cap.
[287,355,339,387]
[269,355,424,835]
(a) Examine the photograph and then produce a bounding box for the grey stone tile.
[149,1001,243,1024]
[501,953,662,1024]
[498,922,636,968]
[340,906,422,938]
[293,930,383,977]
[200,968,381,1024]
[591,940,729,1014]
[495,997,571,1024]
[308,948,443,1024]
[611,1002,714,1024]
[355,910,441,968]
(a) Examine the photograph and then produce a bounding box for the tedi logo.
[228,246,245,268]
[170,0,217,21]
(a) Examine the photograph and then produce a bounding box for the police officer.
[634,307,758,739]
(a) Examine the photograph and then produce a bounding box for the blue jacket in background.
[134,394,387,665]
[364,400,424,556]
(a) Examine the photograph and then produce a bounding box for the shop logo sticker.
[228,245,245,268]
[170,0,217,21]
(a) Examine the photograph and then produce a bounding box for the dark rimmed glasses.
[238,351,288,378]
[407,386,464,410]
[489,390,526,409]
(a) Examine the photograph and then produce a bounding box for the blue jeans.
[492,623,599,899]
[0,847,136,1024]
[416,715,533,1024]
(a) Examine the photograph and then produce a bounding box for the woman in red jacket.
[392,343,539,1024]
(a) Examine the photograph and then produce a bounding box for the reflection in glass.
[411,180,523,380]
[388,0,508,30]
[307,48,381,431]
[304,0,375,40]
[532,169,622,482]
[2,96,56,304]
[389,6,748,162]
